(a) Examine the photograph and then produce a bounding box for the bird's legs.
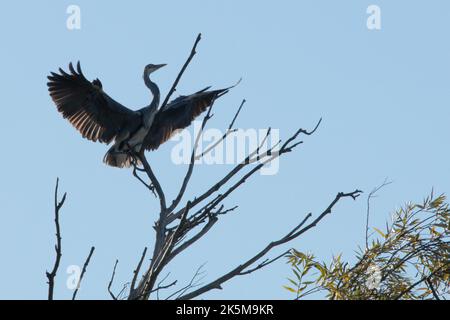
[131,154,157,197]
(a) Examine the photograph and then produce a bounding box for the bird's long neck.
[144,72,160,109]
[142,72,160,128]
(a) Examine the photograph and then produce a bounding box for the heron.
[47,62,231,168]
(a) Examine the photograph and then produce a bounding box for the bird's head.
[144,63,167,76]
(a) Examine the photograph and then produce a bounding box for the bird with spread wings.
[47,62,231,168]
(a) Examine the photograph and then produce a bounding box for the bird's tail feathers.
[103,147,140,168]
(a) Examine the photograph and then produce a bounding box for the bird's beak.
[155,64,167,70]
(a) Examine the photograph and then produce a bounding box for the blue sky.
[0,1,449,299]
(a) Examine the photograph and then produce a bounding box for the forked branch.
[46,178,66,300]
[46,179,95,300]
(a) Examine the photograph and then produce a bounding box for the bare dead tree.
[46,34,361,300]
[106,34,363,300]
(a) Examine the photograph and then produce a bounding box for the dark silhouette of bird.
[47,62,231,168]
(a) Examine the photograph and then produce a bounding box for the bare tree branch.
[365,178,392,249]
[129,247,148,296]
[239,250,291,276]
[46,178,66,300]
[154,280,178,292]
[72,246,95,300]
[132,164,156,197]
[128,115,324,300]
[117,283,130,300]
[160,33,202,109]
[394,262,449,300]
[195,99,246,160]
[177,189,362,300]
[138,154,166,213]
[166,264,207,300]
[167,100,216,214]
[163,121,321,268]
[151,280,178,298]
[169,216,218,261]
[167,118,322,225]
[108,259,119,300]
[152,272,177,300]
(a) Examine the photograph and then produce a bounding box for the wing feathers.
[49,62,234,153]
[143,88,229,150]
[47,62,139,144]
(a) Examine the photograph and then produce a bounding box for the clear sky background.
[0,1,449,300]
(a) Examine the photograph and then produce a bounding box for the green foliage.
[284,193,450,300]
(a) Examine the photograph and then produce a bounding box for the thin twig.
[153,272,174,300]
[152,280,178,300]
[72,246,95,300]
[239,250,291,275]
[166,264,207,300]
[365,178,392,249]
[117,283,130,300]
[195,99,246,160]
[108,260,119,300]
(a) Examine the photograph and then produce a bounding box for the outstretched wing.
[47,62,140,144]
[143,88,229,150]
